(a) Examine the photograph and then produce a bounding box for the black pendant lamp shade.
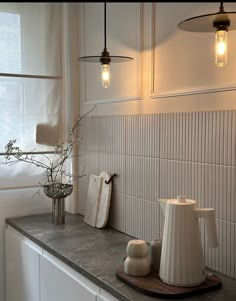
[178,2,236,67]
[78,2,133,64]
[178,2,236,32]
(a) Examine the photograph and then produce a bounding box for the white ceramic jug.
[159,196,218,287]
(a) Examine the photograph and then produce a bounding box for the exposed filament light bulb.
[101,64,110,88]
[215,29,227,67]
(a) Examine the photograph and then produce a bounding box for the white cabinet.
[5,226,41,301]
[97,296,108,301]
[40,251,98,301]
[5,225,120,301]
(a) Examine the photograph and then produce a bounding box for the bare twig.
[1,105,96,187]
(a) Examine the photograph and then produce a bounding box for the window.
[0,3,62,189]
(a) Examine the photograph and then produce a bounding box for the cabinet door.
[5,227,41,301]
[40,253,97,301]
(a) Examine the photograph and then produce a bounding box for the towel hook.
[105,173,117,184]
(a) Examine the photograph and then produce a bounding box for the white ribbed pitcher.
[159,196,218,287]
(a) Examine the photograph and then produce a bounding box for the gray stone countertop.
[6,213,236,301]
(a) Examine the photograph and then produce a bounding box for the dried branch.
[1,106,95,187]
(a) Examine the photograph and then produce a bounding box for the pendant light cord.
[104,2,107,50]
[219,1,224,13]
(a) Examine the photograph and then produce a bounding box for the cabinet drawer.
[5,227,40,301]
[40,255,97,301]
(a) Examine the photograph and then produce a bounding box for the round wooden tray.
[116,265,222,299]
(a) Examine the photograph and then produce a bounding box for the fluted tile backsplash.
[78,111,236,279]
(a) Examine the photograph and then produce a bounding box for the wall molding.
[150,3,236,99]
[151,84,236,99]
[85,96,142,105]
[79,3,143,105]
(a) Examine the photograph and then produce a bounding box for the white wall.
[77,2,236,280]
[78,2,236,116]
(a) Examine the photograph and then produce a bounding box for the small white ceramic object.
[124,240,150,277]
[127,239,148,258]
[124,257,150,276]
[159,195,218,286]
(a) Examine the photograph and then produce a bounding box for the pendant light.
[78,2,133,88]
[178,2,236,67]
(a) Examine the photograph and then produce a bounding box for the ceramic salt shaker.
[124,239,150,276]
[150,239,162,274]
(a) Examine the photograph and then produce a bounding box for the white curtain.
[0,4,69,301]
[0,3,62,189]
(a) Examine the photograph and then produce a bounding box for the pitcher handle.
[194,208,218,248]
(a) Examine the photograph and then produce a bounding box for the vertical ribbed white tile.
[126,114,160,158]
[142,201,160,243]
[78,152,88,183]
[207,110,233,166]
[232,223,235,278]
[230,168,236,223]
[226,111,232,165]
[159,159,176,198]
[196,112,203,163]
[100,153,125,193]
[204,164,214,210]
[87,151,100,179]
[126,115,139,156]
[195,112,200,163]
[159,159,204,203]
[222,219,227,275]
[166,113,171,159]
[125,155,142,199]
[205,111,211,164]
[125,155,159,202]
[232,111,236,166]
[216,219,223,273]
[83,111,236,281]
[191,112,197,162]
[110,115,126,154]
[99,116,112,153]
[159,111,211,163]
[78,181,88,215]
[205,110,234,165]
[185,113,190,162]
[196,162,205,208]
[78,115,89,152]
[108,192,126,233]
[178,113,183,161]
[141,115,147,157]
[172,113,177,160]
[87,116,100,152]
[150,114,160,158]
[220,111,225,165]
[144,157,159,202]
[211,111,217,164]
[226,221,231,277]
[160,113,165,158]
[204,164,235,222]
[215,111,220,165]
[223,111,228,165]
[125,195,143,239]
[99,115,126,154]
